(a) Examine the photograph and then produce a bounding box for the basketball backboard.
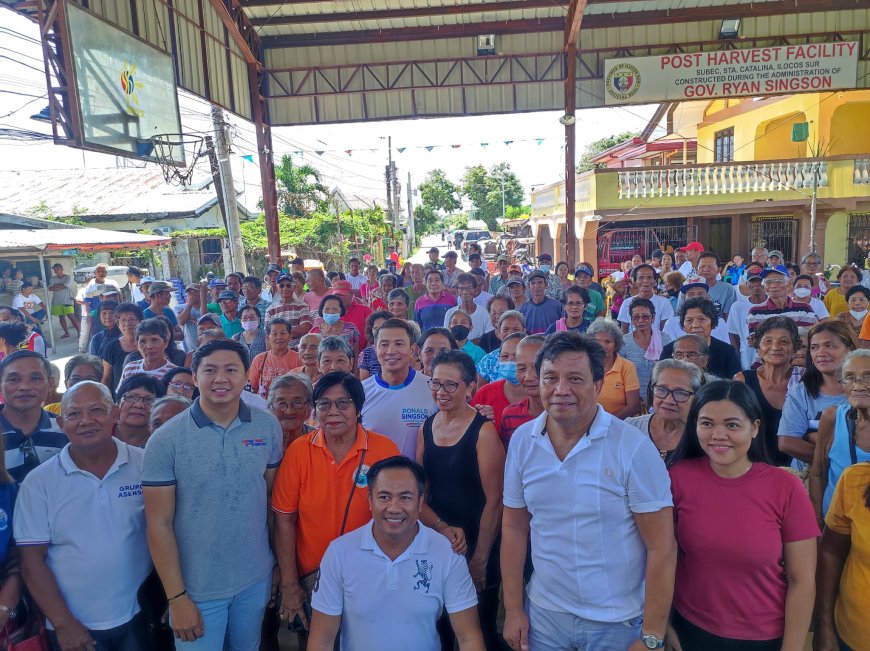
[64,3,184,164]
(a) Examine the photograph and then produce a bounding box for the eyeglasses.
[169,382,195,392]
[314,398,354,412]
[673,351,706,361]
[118,318,141,326]
[269,399,309,412]
[631,313,652,321]
[651,384,694,403]
[122,394,156,405]
[840,374,870,387]
[565,301,585,308]
[763,278,788,286]
[427,379,463,393]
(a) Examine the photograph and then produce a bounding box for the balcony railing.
[617,160,828,199]
[856,158,870,185]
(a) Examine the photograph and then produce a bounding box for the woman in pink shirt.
[667,381,818,651]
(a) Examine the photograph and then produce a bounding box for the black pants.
[49,613,147,651]
[436,583,510,651]
[671,610,782,651]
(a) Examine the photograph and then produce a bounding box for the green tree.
[25,201,87,226]
[274,155,329,217]
[415,169,461,236]
[460,163,523,230]
[576,131,640,173]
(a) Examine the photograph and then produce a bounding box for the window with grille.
[714,127,734,162]
[847,213,870,266]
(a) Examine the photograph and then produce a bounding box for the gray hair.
[61,380,113,414]
[751,247,769,256]
[586,317,625,352]
[498,309,526,330]
[149,395,191,422]
[317,335,353,362]
[64,353,103,383]
[448,309,472,325]
[674,334,710,356]
[268,372,313,406]
[650,359,703,394]
[842,348,870,377]
[407,320,421,342]
[298,332,322,347]
[801,252,822,264]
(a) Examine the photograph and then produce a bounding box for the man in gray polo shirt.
[143,339,283,650]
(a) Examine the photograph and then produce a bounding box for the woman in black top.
[416,350,507,651]
[734,316,800,466]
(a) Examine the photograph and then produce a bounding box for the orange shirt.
[859,314,870,342]
[271,424,400,575]
[248,349,301,397]
[598,355,640,416]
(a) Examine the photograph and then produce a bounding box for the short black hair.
[456,272,477,288]
[242,275,262,290]
[318,294,346,317]
[678,297,719,329]
[266,317,292,336]
[135,317,171,342]
[240,304,262,320]
[430,349,476,384]
[846,285,870,302]
[630,264,658,281]
[0,329,31,369]
[99,300,119,314]
[753,316,801,351]
[535,331,605,382]
[367,455,426,496]
[127,266,142,278]
[116,373,165,400]
[698,251,721,267]
[191,338,251,373]
[365,310,393,343]
[564,285,591,306]
[670,380,772,466]
[374,318,417,345]
[225,272,243,282]
[162,366,199,399]
[419,327,458,351]
[628,296,656,317]
[386,288,409,304]
[20,281,33,290]
[794,274,814,285]
[312,370,365,416]
[487,295,515,312]
[424,269,443,281]
[115,302,145,320]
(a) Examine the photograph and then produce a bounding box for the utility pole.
[211,106,248,275]
[385,136,394,228]
[407,171,415,252]
[809,159,819,254]
[392,160,401,231]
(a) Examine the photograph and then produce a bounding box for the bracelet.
[167,590,187,604]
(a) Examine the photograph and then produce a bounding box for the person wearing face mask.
[534,253,565,301]
[231,305,267,360]
[839,285,870,339]
[470,333,527,433]
[791,274,830,321]
[500,335,546,447]
[447,310,486,365]
[310,295,360,358]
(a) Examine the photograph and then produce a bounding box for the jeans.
[49,613,147,651]
[173,573,271,651]
[526,597,642,651]
[671,610,781,651]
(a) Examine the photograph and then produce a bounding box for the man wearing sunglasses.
[265,274,313,350]
[0,350,66,482]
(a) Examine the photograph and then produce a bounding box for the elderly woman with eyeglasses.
[267,372,315,451]
[626,359,700,466]
[114,374,164,448]
[271,372,400,645]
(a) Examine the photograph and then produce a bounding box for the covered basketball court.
[4,0,869,268]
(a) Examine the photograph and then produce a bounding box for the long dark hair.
[670,380,772,466]
[803,321,857,399]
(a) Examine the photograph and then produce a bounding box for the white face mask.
[793,287,812,299]
[241,320,259,332]
[850,309,868,321]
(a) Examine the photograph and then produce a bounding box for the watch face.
[642,635,661,649]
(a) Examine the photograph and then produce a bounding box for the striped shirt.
[0,407,67,483]
[747,298,818,335]
[118,359,177,389]
[265,300,313,348]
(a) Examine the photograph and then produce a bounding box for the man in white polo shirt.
[16,381,152,650]
[361,319,435,458]
[308,456,484,651]
[501,332,676,651]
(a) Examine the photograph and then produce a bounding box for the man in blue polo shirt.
[518,271,563,334]
[0,351,66,482]
[144,281,183,341]
[143,339,283,650]
[308,456,483,651]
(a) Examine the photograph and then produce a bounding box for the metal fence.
[848,212,870,266]
[597,222,697,276]
[749,217,799,263]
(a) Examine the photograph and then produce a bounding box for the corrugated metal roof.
[0,227,170,253]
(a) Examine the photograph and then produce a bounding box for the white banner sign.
[604,42,858,105]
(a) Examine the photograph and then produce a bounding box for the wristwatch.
[640,632,664,649]
[0,604,17,619]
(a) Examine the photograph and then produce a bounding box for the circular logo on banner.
[606,63,641,101]
[354,465,371,489]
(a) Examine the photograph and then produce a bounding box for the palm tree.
[274,155,328,217]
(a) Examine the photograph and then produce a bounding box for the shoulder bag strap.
[848,408,858,466]
[340,431,368,536]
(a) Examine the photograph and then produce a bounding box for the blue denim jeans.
[526,597,643,651]
[173,572,271,651]
[49,613,146,651]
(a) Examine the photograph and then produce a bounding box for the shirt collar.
[530,405,609,449]
[0,406,54,436]
[58,437,130,476]
[374,368,415,389]
[360,519,430,559]
[190,397,251,428]
[311,423,368,456]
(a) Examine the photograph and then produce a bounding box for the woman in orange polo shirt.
[587,317,642,419]
[270,371,400,645]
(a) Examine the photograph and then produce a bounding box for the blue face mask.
[497,361,519,384]
[539,265,551,274]
[322,313,341,325]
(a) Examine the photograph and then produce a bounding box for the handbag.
[0,618,50,651]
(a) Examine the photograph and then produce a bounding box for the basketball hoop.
[150,133,207,186]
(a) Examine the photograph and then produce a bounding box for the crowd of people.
[0,242,869,651]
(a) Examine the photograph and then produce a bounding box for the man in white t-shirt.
[345,257,367,297]
[361,319,435,458]
[444,273,492,340]
[676,241,703,276]
[308,456,482,651]
[727,270,769,370]
[617,264,673,333]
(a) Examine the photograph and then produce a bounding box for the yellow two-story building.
[530,90,870,275]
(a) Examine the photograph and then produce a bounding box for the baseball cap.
[467,252,481,261]
[538,253,553,261]
[276,273,293,284]
[289,257,305,266]
[497,255,509,263]
[148,281,173,295]
[99,285,121,296]
[185,283,199,292]
[679,274,709,294]
[760,264,790,279]
[266,264,282,274]
[218,290,239,302]
[331,280,353,296]
[197,313,221,325]
[506,278,525,288]
[470,268,486,278]
[428,247,440,254]
[678,242,704,253]
[208,278,227,289]
[527,270,548,283]
[140,275,156,284]
[508,264,522,273]
[768,250,785,259]
[575,263,594,277]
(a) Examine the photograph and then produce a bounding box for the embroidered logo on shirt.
[0,509,8,531]
[413,559,433,593]
[242,438,266,447]
[118,484,142,498]
[354,465,370,489]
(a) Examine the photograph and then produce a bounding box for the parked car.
[72,265,131,288]
[461,230,493,258]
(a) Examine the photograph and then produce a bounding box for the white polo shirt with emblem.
[14,438,152,631]
[312,521,477,651]
[503,407,672,623]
